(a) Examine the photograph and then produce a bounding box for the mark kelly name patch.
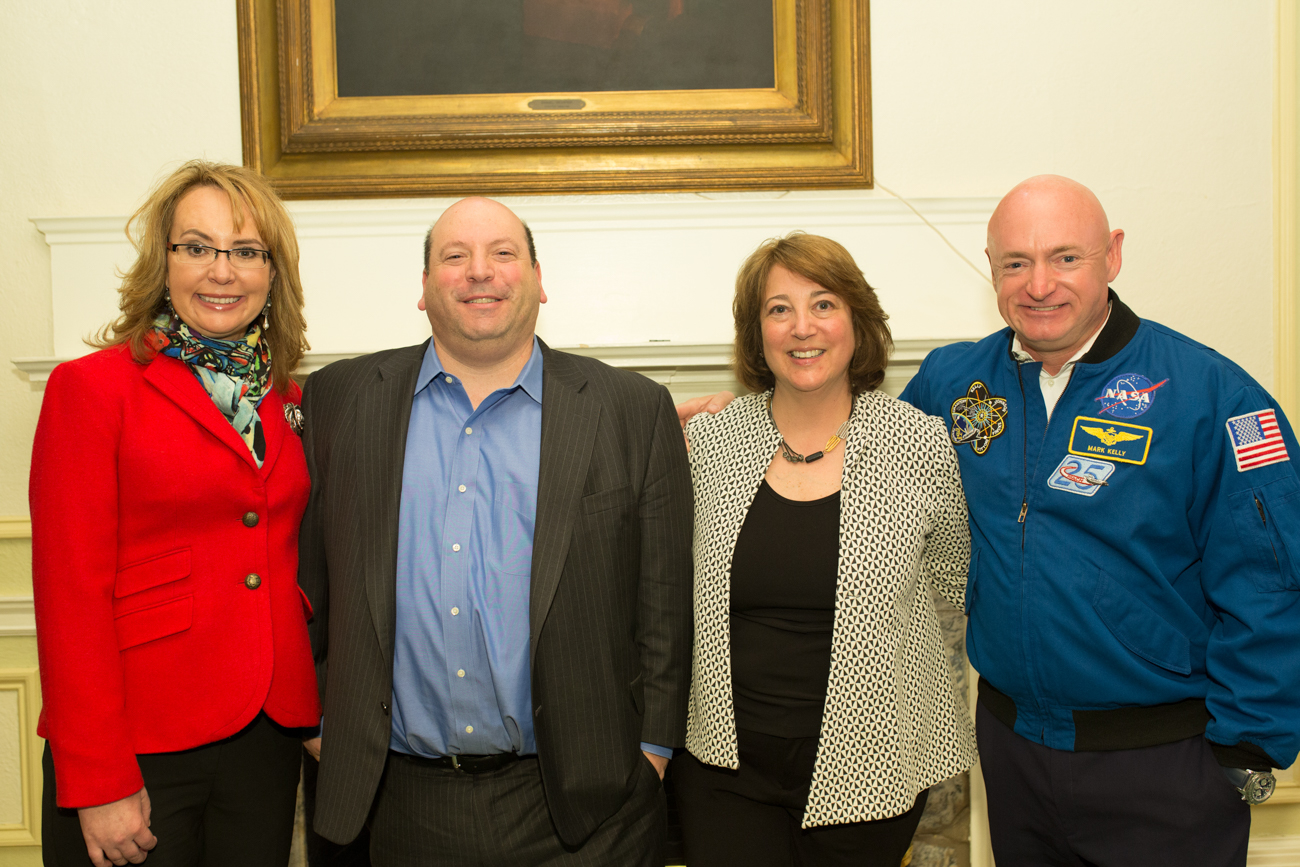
[1047,454,1116,497]
[1068,416,1152,465]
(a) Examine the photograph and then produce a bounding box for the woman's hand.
[78,787,156,866]
[303,736,322,761]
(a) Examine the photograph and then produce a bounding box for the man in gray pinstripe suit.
[298,197,693,866]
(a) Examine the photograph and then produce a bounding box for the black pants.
[977,702,1251,867]
[303,747,372,867]
[673,729,928,867]
[42,713,302,867]
[369,751,666,867]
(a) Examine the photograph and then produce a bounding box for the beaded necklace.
[766,394,851,464]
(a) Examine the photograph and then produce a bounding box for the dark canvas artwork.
[335,0,776,97]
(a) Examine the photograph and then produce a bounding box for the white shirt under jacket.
[684,388,977,828]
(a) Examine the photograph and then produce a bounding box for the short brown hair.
[92,160,308,393]
[732,232,892,395]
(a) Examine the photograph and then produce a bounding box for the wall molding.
[0,599,34,638]
[29,195,1001,246]
[1249,835,1300,866]
[0,668,40,847]
[1275,0,1299,418]
[0,519,30,540]
[15,338,970,395]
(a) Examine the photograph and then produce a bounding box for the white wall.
[0,0,1277,521]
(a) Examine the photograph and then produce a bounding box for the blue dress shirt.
[389,338,673,761]
[391,339,544,757]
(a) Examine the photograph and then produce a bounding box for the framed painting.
[237,0,871,197]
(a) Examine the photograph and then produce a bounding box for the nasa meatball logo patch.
[1094,372,1167,419]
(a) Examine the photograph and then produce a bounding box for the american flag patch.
[1226,409,1290,472]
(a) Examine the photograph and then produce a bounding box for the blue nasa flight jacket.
[900,292,1300,768]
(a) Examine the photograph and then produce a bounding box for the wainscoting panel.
[0,669,41,846]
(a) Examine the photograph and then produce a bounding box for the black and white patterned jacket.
[684,388,976,827]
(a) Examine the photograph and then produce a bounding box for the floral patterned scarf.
[148,313,273,467]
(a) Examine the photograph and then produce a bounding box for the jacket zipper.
[1016,363,1073,540]
[1256,496,1279,564]
[1016,359,1073,742]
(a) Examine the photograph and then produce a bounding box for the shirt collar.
[415,336,544,404]
[1012,302,1111,367]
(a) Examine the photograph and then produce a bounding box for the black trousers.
[42,713,302,867]
[368,751,666,867]
[303,747,372,867]
[673,729,928,867]
[977,702,1251,867]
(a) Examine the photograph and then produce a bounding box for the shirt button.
[242,511,259,527]
[245,573,261,589]
[465,725,473,734]
[465,427,473,435]
[452,543,461,552]
[457,669,465,678]
[445,376,454,383]
[458,485,467,493]
[451,607,460,616]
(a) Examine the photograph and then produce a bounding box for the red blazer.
[30,345,321,808]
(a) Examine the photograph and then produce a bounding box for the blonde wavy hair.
[92,160,308,393]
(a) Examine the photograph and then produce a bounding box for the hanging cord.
[874,180,994,287]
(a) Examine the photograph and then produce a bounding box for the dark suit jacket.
[299,339,693,845]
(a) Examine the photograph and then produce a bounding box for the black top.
[730,480,840,737]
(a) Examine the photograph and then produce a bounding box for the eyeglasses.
[168,243,273,270]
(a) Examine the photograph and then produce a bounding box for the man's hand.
[78,787,156,867]
[303,736,322,761]
[642,750,669,780]
[675,392,735,430]
[675,392,736,449]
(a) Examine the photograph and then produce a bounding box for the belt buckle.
[450,755,460,770]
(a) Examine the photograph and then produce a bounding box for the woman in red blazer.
[30,161,321,867]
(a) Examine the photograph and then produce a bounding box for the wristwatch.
[1221,767,1277,805]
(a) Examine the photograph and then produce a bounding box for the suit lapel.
[529,346,600,667]
[144,356,261,471]
[357,343,426,668]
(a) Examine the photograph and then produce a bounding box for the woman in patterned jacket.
[675,232,975,866]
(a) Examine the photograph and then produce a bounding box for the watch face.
[1244,772,1277,805]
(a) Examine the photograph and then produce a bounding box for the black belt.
[978,677,1210,751]
[390,750,524,774]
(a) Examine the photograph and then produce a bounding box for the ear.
[1105,229,1124,282]
[418,269,429,311]
[985,247,996,288]
[535,260,547,305]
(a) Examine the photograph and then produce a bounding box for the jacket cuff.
[1208,739,1277,770]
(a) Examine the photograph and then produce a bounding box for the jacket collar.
[144,354,286,475]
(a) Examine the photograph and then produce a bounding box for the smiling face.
[420,197,546,365]
[986,175,1123,369]
[166,185,274,340]
[760,264,855,399]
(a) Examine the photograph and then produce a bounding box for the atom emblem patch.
[950,381,1009,455]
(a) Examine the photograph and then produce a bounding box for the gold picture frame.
[237,0,871,198]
